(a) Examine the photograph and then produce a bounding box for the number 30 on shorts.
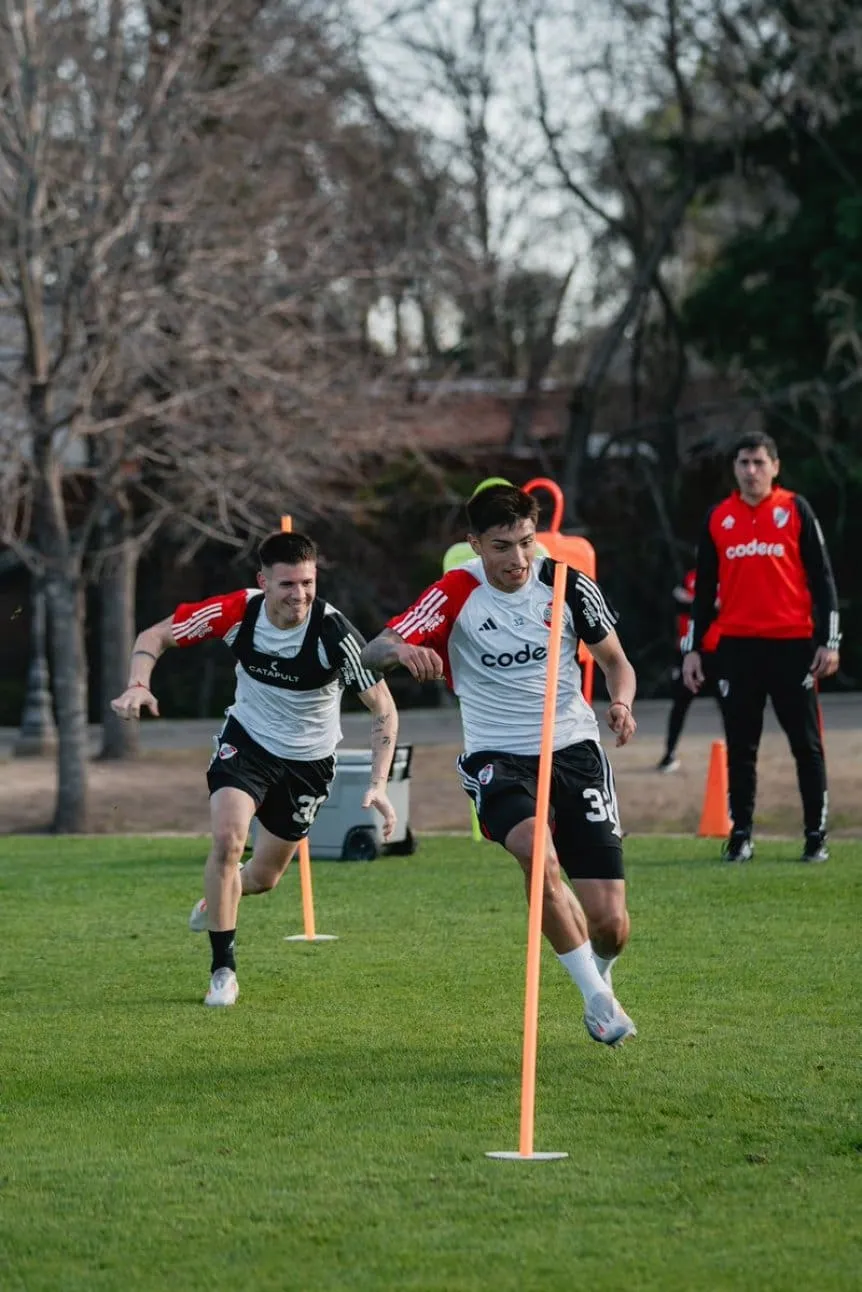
[292,794,327,826]
[582,787,622,837]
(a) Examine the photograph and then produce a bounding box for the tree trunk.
[98,501,140,760]
[29,380,90,833]
[560,180,696,522]
[417,293,441,361]
[508,266,575,454]
[45,570,90,833]
[637,452,685,583]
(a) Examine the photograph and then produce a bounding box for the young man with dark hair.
[360,484,639,1047]
[112,530,398,1006]
[683,432,841,862]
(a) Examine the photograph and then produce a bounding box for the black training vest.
[228,594,340,691]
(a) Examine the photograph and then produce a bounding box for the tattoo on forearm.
[362,636,402,672]
[370,710,396,782]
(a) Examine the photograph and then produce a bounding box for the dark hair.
[466,485,539,535]
[731,431,778,462]
[257,531,318,569]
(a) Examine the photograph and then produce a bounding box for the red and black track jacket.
[690,487,840,651]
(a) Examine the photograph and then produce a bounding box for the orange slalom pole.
[520,557,568,1155]
[280,514,337,944]
[488,558,568,1162]
[296,837,317,938]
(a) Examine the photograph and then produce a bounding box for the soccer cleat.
[584,990,637,1047]
[801,832,829,863]
[721,830,754,863]
[204,967,239,1007]
[656,754,681,774]
[188,897,208,932]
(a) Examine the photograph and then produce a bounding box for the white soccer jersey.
[388,557,617,755]
[172,590,377,759]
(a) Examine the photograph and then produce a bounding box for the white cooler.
[308,744,415,860]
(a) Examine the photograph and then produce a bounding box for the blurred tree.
[0,0,430,827]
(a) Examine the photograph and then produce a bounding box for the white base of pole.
[485,1151,568,1161]
[283,933,339,942]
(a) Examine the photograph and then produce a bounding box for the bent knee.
[590,909,630,951]
[210,828,248,865]
[244,865,280,894]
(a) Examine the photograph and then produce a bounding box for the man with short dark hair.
[112,530,398,1006]
[360,483,639,1048]
[683,432,840,862]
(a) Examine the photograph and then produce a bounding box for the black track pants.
[663,653,721,757]
[717,637,826,835]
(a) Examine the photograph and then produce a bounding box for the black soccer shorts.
[457,739,624,880]
[206,716,335,842]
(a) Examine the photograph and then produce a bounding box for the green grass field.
[1,834,860,1292]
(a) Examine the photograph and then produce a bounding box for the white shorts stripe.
[597,744,623,838]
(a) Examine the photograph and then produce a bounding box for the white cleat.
[204,967,239,1007]
[584,990,637,1047]
[189,897,208,932]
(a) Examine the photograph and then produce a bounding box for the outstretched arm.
[110,615,176,719]
[360,628,444,683]
[356,679,399,839]
[589,630,637,747]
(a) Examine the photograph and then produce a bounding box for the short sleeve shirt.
[388,557,618,756]
[172,590,376,759]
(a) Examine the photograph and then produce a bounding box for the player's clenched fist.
[394,643,444,683]
[110,685,160,720]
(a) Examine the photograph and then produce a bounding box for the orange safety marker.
[487,558,569,1163]
[697,739,732,838]
[278,514,338,944]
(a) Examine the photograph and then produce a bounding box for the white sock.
[557,944,609,1004]
[592,949,617,987]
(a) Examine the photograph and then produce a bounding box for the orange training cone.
[698,740,732,838]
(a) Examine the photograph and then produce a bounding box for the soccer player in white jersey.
[360,485,638,1046]
[111,531,398,1007]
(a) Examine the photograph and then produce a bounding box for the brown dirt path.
[1,726,858,837]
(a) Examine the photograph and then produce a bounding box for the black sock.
[209,929,237,974]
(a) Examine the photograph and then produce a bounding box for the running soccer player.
[111,530,398,1006]
[360,483,638,1047]
[683,432,841,862]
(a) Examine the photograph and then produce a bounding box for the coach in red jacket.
[682,432,840,863]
